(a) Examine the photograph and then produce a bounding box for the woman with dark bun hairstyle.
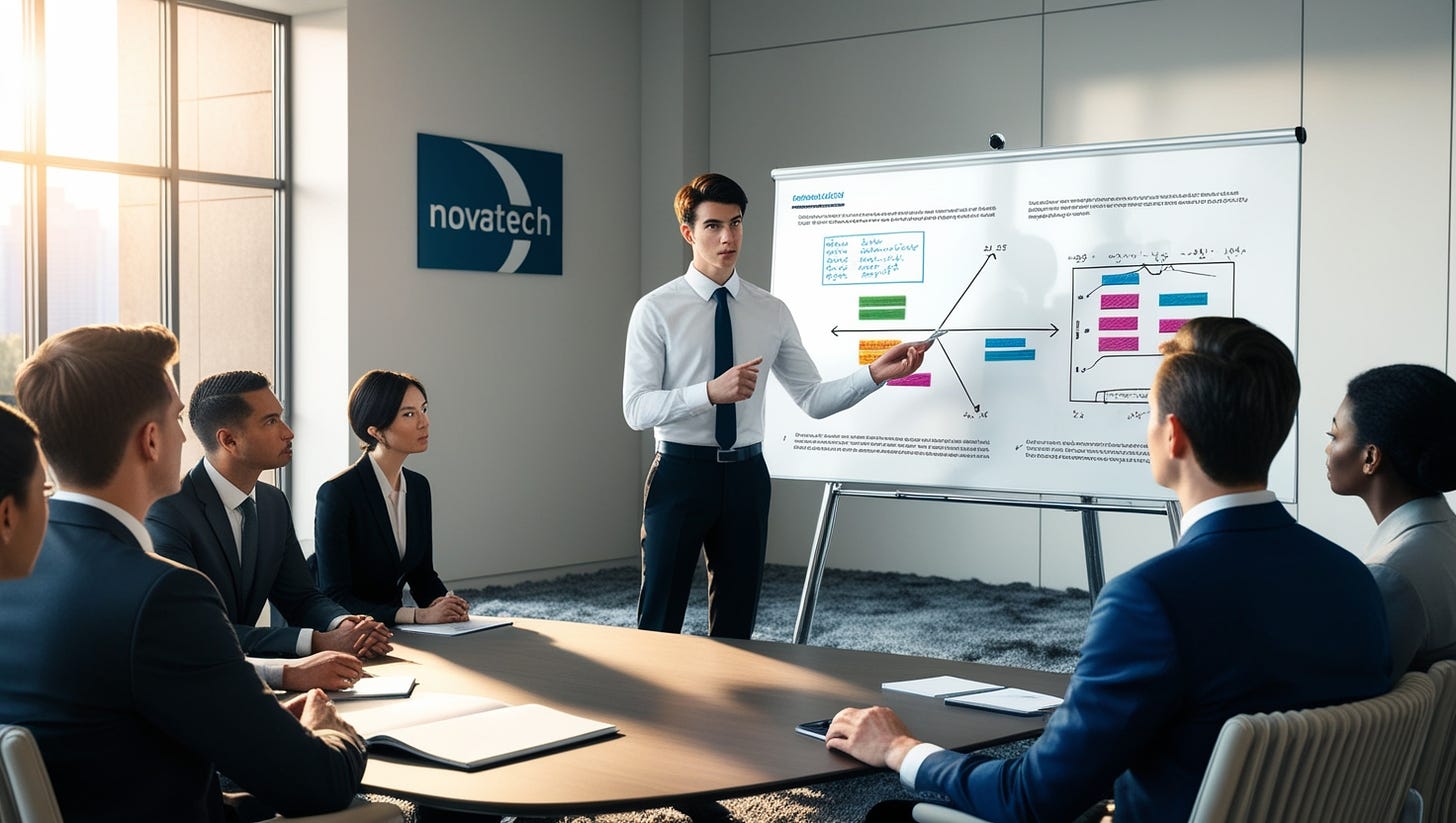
[0,401,46,579]
[1326,363,1456,674]
[313,370,469,626]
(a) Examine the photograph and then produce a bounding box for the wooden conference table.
[346,617,1072,817]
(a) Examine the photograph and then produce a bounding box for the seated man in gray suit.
[0,324,366,822]
[148,370,393,692]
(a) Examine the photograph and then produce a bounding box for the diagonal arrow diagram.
[828,252,1058,410]
[937,252,996,331]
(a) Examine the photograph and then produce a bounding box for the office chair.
[1414,659,1456,823]
[0,723,401,823]
[0,726,61,823]
[1189,671,1435,823]
[908,672,1435,823]
[910,803,991,823]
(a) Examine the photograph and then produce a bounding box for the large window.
[0,0,287,478]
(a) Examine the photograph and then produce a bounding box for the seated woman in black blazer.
[314,370,470,626]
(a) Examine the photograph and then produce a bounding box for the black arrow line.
[831,323,1059,338]
[1078,352,1162,372]
[936,252,996,331]
[940,346,979,412]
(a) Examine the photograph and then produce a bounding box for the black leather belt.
[658,441,764,463]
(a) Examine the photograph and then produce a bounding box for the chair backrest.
[1188,671,1436,823]
[1415,660,1456,823]
[0,725,63,823]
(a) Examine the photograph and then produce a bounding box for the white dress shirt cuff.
[395,607,415,624]
[863,363,891,389]
[899,742,945,790]
[248,656,286,690]
[294,628,314,657]
[327,615,349,630]
[690,381,712,410]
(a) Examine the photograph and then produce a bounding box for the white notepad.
[945,687,1064,716]
[395,616,513,636]
[881,675,1003,699]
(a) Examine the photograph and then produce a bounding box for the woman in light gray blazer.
[1326,363,1456,675]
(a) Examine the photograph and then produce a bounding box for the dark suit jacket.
[147,460,349,657]
[0,500,365,822]
[916,501,1392,823]
[314,457,448,624]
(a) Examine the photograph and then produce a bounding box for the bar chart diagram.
[1069,262,1235,403]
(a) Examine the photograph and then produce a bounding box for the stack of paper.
[395,616,513,636]
[945,687,1064,716]
[882,676,1002,699]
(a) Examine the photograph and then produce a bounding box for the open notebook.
[339,692,617,770]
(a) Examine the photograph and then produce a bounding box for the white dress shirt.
[368,452,408,560]
[366,453,421,625]
[623,266,881,448]
[1175,489,1277,539]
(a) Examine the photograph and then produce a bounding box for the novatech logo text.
[417,134,563,275]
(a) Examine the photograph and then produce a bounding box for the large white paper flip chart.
[763,129,1303,501]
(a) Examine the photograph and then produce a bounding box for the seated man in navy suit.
[148,370,393,692]
[827,316,1393,823]
[0,324,366,822]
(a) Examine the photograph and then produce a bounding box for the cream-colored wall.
[700,0,1454,588]
[339,0,644,584]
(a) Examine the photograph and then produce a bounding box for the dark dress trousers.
[147,460,349,657]
[914,502,1393,823]
[0,500,365,822]
[314,457,449,625]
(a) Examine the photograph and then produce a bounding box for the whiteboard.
[763,129,1302,501]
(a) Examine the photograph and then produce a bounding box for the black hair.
[1346,363,1456,495]
[0,402,39,505]
[189,371,272,451]
[348,370,427,452]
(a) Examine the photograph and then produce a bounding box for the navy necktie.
[237,497,257,565]
[714,287,736,451]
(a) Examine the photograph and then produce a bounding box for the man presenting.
[148,370,392,692]
[826,316,1393,822]
[0,324,365,821]
[624,173,929,639]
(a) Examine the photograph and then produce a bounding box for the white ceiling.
[234,0,347,17]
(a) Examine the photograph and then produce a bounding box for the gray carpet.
[385,564,1091,822]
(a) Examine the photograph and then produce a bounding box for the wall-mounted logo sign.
[417,133,563,275]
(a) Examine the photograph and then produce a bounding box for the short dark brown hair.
[14,324,179,488]
[1154,316,1298,486]
[674,173,748,227]
[348,370,427,452]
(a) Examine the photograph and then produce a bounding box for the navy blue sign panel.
[417,133,563,275]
